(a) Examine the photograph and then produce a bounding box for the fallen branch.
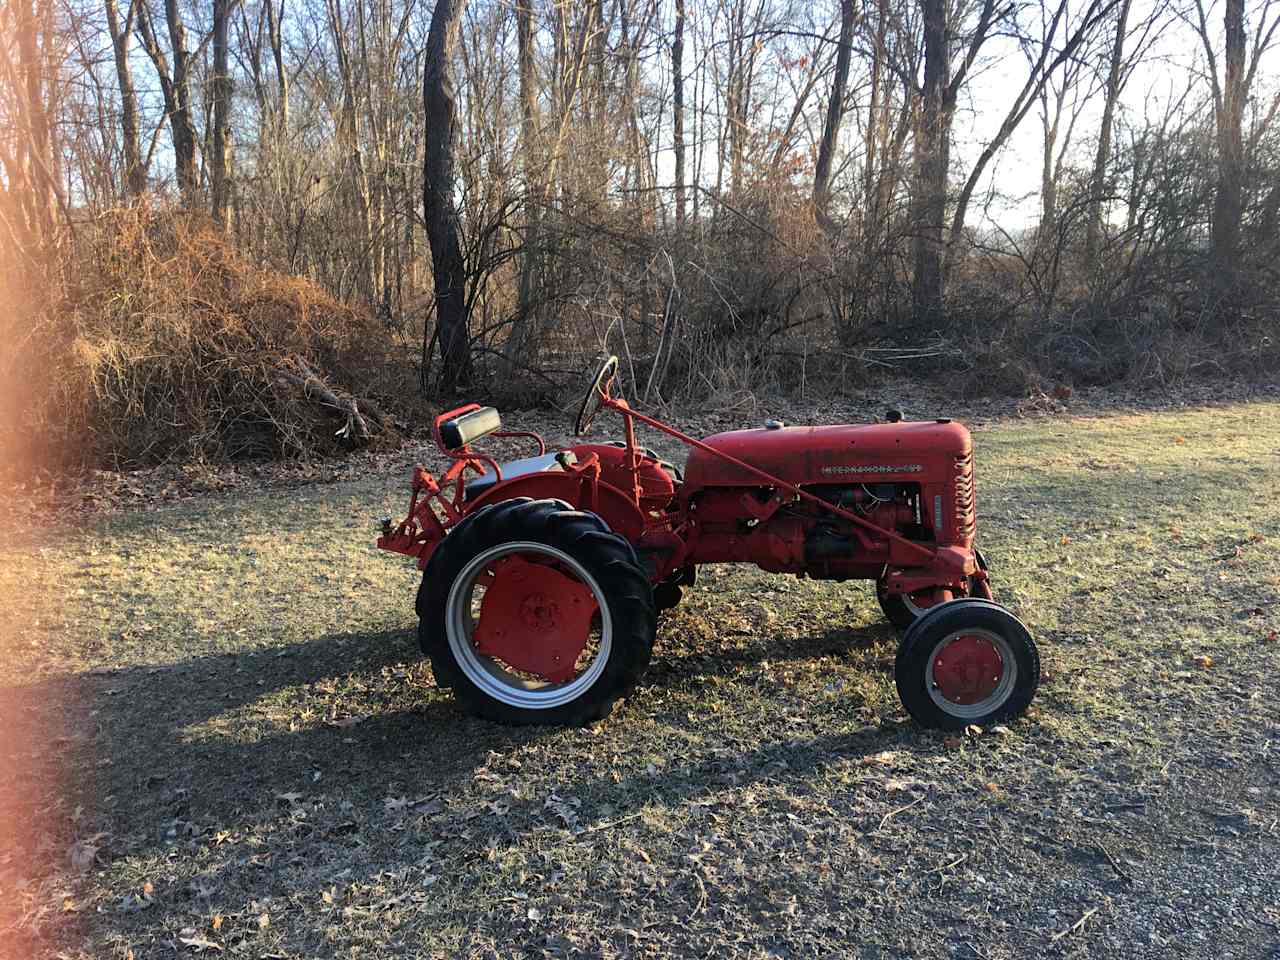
[877,795,924,832]
[275,356,384,444]
[1093,841,1133,884]
[1050,905,1100,942]
[1102,801,1147,813]
[929,853,968,875]
[686,871,708,923]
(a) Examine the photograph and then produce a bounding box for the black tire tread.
[416,497,655,726]
[876,580,918,630]
[894,599,1040,730]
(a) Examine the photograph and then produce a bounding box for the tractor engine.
[683,483,921,579]
[680,420,976,580]
[803,483,923,576]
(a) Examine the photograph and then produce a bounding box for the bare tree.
[1215,0,1246,281]
[812,0,857,231]
[326,0,374,299]
[423,0,471,392]
[673,0,687,227]
[857,0,914,275]
[507,0,541,361]
[135,0,202,199]
[910,0,963,321]
[211,0,238,224]
[719,0,767,194]
[105,0,146,196]
[1084,0,1133,268]
[0,0,66,249]
[266,0,288,129]
[28,0,1280,409]
[947,0,1120,264]
[910,0,1016,320]
[1190,0,1280,292]
[1036,20,1096,242]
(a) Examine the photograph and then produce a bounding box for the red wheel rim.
[931,633,1005,705]
[472,555,597,683]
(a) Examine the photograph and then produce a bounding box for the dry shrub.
[1,206,398,472]
[0,240,47,486]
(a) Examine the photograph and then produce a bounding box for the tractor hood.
[682,420,972,488]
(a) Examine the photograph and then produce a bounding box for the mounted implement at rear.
[379,357,1039,729]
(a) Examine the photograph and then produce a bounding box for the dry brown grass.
[0,205,399,474]
[2,398,1278,958]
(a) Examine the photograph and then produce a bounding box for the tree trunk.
[516,0,538,190]
[136,0,199,200]
[105,0,145,196]
[1084,0,1131,270]
[1213,0,1245,297]
[508,0,541,361]
[911,0,950,323]
[1039,86,1061,243]
[724,0,755,194]
[620,3,647,201]
[4,0,63,245]
[672,0,686,228]
[862,0,883,231]
[813,0,856,232]
[266,0,288,132]
[862,0,902,260]
[20,0,60,235]
[423,0,471,393]
[211,0,235,225]
[163,0,198,198]
[591,0,609,197]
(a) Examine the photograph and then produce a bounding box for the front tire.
[894,599,1039,730]
[417,498,656,725]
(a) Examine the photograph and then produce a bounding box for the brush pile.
[1,208,400,472]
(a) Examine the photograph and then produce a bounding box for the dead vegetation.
[0,207,404,474]
[3,197,1276,482]
[5,0,1280,481]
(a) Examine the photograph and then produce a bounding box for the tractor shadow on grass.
[648,617,894,686]
[10,627,559,857]
[5,617,941,956]
[13,614,900,877]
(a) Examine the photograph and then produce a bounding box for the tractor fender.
[466,474,646,544]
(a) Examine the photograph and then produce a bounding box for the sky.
[922,0,1276,232]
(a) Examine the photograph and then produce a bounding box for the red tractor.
[379,357,1039,730]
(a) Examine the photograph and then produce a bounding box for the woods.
[1,0,1279,466]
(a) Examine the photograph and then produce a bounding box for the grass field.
[2,400,1279,958]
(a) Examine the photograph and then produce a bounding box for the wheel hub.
[932,634,1004,705]
[473,556,597,683]
[520,593,561,631]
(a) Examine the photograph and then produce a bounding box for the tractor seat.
[463,451,576,500]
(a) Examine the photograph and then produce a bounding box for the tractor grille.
[953,453,976,539]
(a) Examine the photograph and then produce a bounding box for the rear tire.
[417,498,656,725]
[877,550,992,628]
[894,599,1039,730]
[876,580,946,629]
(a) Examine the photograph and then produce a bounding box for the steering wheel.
[574,355,619,436]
